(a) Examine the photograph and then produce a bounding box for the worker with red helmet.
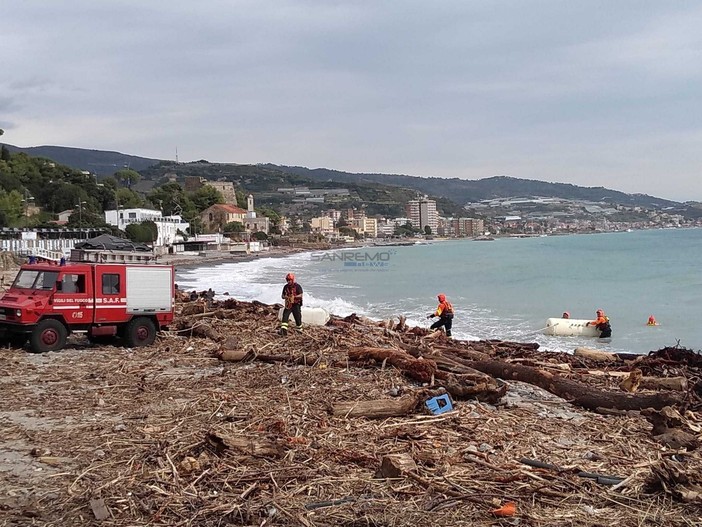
[280,272,304,335]
[427,293,454,338]
[586,308,612,338]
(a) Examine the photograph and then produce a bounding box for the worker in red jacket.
[280,272,303,336]
[427,293,454,338]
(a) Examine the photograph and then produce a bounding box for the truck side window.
[61,274,76,293]
[102,274,120,295]
[61,274,86,293]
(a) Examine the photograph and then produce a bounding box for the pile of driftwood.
[178,294,702,419]
[1,294,701,526]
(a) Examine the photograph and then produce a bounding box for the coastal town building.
[277,187,350,201]
[200,203,248,232]
[184,176,207,192]
[406,199,438,233]
[349,217,378,237]
[206,181,237,204]
[184,177,237,204]
[310,216,335,235]
[104,208,190,247]
[376,220,396,237]
[242,194,270,234]
[323,209,342,222]
[200,195,270,235]
[449,217,485,237]
[56,210,73,225]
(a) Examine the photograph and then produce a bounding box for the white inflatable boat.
[277,306,330,327]
[543,317,600,337]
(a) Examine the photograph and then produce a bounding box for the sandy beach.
[0,245,325,290]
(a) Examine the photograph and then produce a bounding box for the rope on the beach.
[521,325,552,337]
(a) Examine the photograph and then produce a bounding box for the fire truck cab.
[0,260,175,353]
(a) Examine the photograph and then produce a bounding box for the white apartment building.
[376,220,396,237]
[105,208,190,247]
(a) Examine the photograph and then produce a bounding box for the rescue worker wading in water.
[586,308,612,338]
[280,273,303,335]
[427,293,454,338]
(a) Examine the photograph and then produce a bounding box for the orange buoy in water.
[647,315,658,326]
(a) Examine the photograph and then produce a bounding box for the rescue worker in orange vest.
[427,293,454,338]
[647,315,658,326]
[280,273,303,336]
[586,308,611,338]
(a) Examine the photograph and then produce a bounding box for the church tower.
[247,194,256,218]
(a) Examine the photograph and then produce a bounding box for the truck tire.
[124,317,156,347]
[30,319,68,353]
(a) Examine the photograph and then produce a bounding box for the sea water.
[177,228,702,355]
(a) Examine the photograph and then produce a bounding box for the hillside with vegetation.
[265,165,681,209]
[3,140,700,234]
[5,144,160,176]
[0,144,114,229]
[0,147,225,233]
[141,161,464,219]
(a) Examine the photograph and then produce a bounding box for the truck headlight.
[15,309,21,317]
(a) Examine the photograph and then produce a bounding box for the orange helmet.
[562,311,570,318]
[285,273,295,282]
[437,294,446,302]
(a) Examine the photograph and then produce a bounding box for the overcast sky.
[2,1,701,202]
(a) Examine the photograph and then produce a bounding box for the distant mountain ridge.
[5,144,161,175]
[1,144,683,208]
[264,165,680,209]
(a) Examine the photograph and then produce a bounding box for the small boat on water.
[543,317,601,337]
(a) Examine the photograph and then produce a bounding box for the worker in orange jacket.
[280,273,303,336]
[427,293,454,338]
[586,309,612,338]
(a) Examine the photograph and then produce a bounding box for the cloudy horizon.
[2,1,701,202]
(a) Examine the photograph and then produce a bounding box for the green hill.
[5,144,160,176]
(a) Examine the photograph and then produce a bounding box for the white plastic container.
[278,306,330,326]
[543,318,600,337]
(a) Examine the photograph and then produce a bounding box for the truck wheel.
[30,319,68,353]
[124,317,156,347]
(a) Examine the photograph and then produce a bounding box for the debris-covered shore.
[2,293,702,526]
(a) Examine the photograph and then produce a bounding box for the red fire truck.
[0,260,175,353]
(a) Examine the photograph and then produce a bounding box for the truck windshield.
[12,270,60,291]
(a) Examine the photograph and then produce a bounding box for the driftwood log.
[464,359,681,411]
[332,395,421,419]
[205,431,284,458]
[575,347,617,362]
[348,346,505,401]
[348,347,437,383]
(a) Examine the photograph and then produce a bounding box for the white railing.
[16,247,66,262]
[1,239,78,259]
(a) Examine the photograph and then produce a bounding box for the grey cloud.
[2,0,701,201]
